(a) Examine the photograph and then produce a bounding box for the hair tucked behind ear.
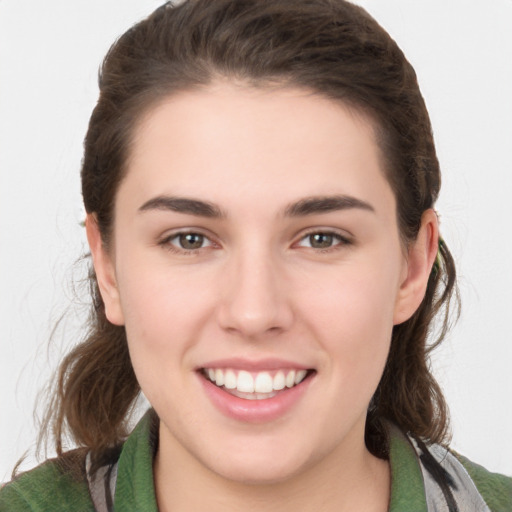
[38,0,459,471]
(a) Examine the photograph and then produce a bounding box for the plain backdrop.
[1,0,511,481]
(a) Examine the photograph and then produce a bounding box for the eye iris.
[310,233,333,248]
[179,233,204,249]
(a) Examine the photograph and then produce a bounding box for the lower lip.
[199,373,313,423]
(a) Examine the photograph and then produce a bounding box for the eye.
[161,231,214,253]
[296,231,350,250]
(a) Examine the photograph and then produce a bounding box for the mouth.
[200,367,315,400]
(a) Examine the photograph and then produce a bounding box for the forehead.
[120,82,395,218]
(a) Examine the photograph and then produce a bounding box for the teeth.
[295,369,307,384]
[204,368,309,395]
[215,368,224,387]
[237,371,255,393]
[285,370,296,388]
[254,372,273,393]
[273,371,285,390]
[224,370,237,389]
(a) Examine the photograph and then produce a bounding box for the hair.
[40,0,458,470]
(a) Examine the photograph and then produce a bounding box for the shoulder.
[452,451,512,512]
[0,449,94,512]
[387,423,512,512]
[410,434,512,512]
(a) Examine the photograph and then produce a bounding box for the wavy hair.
[40,0,458,470]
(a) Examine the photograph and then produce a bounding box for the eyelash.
[158,229,352,255]
[295,229,352,252]
[158,230,215,255]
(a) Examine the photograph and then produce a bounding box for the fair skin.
[87,83,438,512]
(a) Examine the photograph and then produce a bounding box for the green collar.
[113,412,427,511]
[387,423,428,511]
[113,411,159,511]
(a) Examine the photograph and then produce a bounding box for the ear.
[85,214,125,326]
[393,209,439,325]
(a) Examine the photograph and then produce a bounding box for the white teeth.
[295,369,307,384]
[237,371,255,393]
[205,367,310,395]
[215,368,224,387]
[254,372,273,393]
[230,390,278,400]
[224,369,237,389]
[285,370,296,388]
[273,371,286,390]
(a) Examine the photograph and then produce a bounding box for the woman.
[1,0,510,510]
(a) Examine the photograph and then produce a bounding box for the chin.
[211,459,306,486]
[198,440,320,486]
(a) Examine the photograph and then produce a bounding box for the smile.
[198,363,315,422]
[201,368,311,400]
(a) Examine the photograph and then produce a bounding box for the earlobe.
[85,214,125,326]
[393,209,439,325]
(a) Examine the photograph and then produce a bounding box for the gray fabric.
[84,435,491,512]
[85,453,118,512]
[409,437,491,512]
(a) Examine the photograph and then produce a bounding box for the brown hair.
[42,0,458,467]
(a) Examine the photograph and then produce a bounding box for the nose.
[217,245,294,339]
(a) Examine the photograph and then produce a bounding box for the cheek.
[115,264,216,386]
[300,260,400,380]
[117,258,212,331]
[284,263,398,445]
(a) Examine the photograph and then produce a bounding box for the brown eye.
[178,233,205,250]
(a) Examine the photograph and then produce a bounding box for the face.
[89,83,434,484]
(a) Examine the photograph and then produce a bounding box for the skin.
[87,83,438,511]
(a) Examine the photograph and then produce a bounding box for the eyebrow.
[138,196,225,218]
[284,195,375,217]
[138,194,374,219]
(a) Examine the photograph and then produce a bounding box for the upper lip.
[197,357,313,371]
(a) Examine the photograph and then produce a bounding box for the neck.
[154,423,390,512]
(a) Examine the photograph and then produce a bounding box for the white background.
[1,0,511,481]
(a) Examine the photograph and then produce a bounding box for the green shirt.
[1,412,511,511]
